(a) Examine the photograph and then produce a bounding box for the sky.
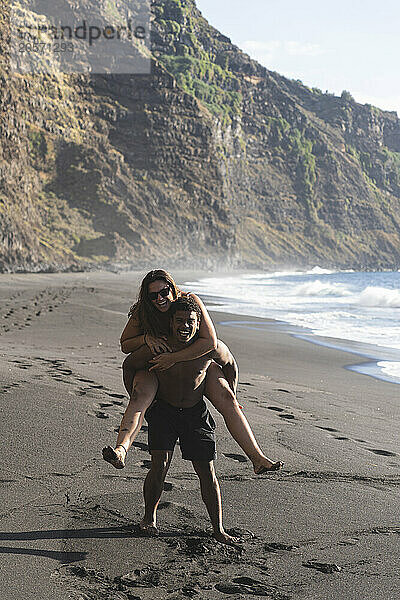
[195,0,400,115]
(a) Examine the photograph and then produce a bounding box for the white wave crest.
[377,361,400,381]
[306,266,334,275]
[294,280,353,297]
[264,267,336,278]
[358,286,400,308]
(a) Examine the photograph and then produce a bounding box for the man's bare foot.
[253,458,283,474]
[213,531,243,548]
[102,445,127,469]
[138,519,159,536]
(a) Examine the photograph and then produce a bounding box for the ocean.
[182,268,400,385]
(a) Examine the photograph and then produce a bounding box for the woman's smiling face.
[148,279,175,312]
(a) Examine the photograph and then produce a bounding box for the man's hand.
[144,333,172,355]
[149,353,177,371]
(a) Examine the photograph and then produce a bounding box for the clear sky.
[195,0,400,115]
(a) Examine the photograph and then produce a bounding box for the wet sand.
[0,270,399,600]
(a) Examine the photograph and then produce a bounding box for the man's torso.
[156,354,212,407]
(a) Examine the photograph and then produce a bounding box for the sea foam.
[358,286,400,308]
[294,279,352,297]
[377,360,400,382]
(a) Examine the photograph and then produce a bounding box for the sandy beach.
[0,270,399,600]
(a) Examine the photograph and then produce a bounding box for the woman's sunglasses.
[148,286,170,301]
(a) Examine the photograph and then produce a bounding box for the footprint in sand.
[267,406,284,412]
[223,453,248,463]
[303,560,342,573]
[278,413,295,420]
[264,542,295,552]
[227,528,255,540]
[0,383,21,394]
[89,410,110,419]
[367,448,397,457]
[131,441,148,451]
[317,426,338,432]
[215,577,277,596]
[338,538,359,546]
[115,568,160,588]
[10,360,32,369]
[158,501,196,519]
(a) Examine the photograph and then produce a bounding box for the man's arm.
[210,340,238,394]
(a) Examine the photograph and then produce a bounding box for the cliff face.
[2,0,400,272]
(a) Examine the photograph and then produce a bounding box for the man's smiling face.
[171,309,200,344]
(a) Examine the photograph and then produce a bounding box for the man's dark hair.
[170,297,201,321]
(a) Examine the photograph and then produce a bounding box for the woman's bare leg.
[122,352,138,396]
[103,355,158,469]
[115,369,158,453]
[205,362,282,474]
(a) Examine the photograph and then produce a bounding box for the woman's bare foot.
[253,457,284,474]
[213,530,243,547]
[102,445,127,469]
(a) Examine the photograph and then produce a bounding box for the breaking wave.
[358,286,400,308]
[294,280,353,297]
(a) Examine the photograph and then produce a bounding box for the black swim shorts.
[145,398,216,462]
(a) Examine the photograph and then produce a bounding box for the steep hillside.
[2,0,400,272]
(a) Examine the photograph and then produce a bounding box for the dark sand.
[0,271,399,600]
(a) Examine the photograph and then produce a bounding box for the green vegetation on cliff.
[153,0,242,121]
[160,55,242,119]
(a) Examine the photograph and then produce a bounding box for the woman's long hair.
[129,269,180,336]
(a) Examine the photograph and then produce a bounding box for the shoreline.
[214,314,400,386]
[181,268,400,387]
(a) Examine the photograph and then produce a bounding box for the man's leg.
[140,450,173,533]
[192,460,240,546]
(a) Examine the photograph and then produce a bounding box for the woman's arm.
[120,316,172,355]
[149,293,218,371]
[120,315,146,354]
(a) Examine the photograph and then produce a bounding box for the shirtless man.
[129,296,241,546]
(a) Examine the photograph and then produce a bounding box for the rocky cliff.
[2,0,400,272]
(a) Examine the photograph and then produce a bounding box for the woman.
[102,269,282,474]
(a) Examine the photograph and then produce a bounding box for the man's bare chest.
[157,357,211,400]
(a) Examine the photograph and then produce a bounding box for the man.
[132,296,241,546]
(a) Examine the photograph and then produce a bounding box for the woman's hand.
[149,353,177,371]
[144,333,172,355]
